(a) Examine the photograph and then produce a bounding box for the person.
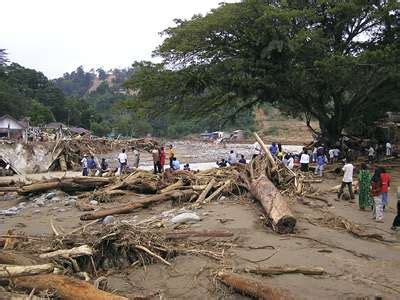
[371,167,384,222]
[171,157,180,170]
[276,143,284,160]
[391,187,400,230]
[253,142,262,159]
[159,146,166,172]
[386,141,392,156]
[287,154,294,170]
[328,148,335,164]
[368,146,375,163]
[380,167,391,210]
[183,163,190,171]
[168,145,175,168]
[239,154,246,164]
[333,148,340,162]
[337,158,355,201]
[358,163,373,210]
[312,147,318,163]
[88,155,97,176]
[228,150,237,165]
[81,154,88,176]
[118,149,128,174]
[269,142,278,156]
[217,159,228,167]
[132,147,140,168]
[100,158,109,175]
[315,152,327,177]
[152,148,161,174]
[300,148,310,172]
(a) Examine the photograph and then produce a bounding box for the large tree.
[126,0,400,143]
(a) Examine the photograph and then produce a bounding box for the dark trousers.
[338,182,355,200]
[154,161,162,174]
[82,168,88,176]
[169,158,173,168]
[300,163,309,172]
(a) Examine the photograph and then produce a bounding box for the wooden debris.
[195,178,216,204]
[39,245,93,259]
[14,274,128,300]
[217,271,294,300]
[247,266,325,276]
[0,263,54,278]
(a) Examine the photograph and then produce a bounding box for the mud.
[0,144,399,299]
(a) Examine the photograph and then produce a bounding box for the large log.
[14,274,128,300]
[80,189,195,220]
[0,251,43,265]
[217,272,293,300]
[0,263,54,278]
[247,266,325,276]
[39,245,93,259]
[249,174,296,234]
[19,177,112,195]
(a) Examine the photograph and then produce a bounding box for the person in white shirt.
[118,149,128,174]
[283,153,294,170]
[300,147,310,172]
[328,149,335,164]
[337,158,355,200]
[333,148,340,162]
[386,142,392,156]
[368,146,375,163]
[228,150,237,165]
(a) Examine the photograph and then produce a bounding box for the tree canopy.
[125,0,400,143]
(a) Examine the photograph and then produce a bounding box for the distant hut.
[0,115,28,141]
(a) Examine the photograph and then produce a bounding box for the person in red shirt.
[380,168,391,210]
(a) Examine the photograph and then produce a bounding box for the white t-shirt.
[368,147,375,156]
[287,157,294,169]
[386,142,391,149]
[333,148,340,157]
[118,152,128,163]
[342,163,354,183]
[300,153,310,164]
[329,149,335,158]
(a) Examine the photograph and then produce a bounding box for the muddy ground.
[1,143,400,299]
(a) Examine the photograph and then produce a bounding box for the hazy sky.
[1,0,237,79]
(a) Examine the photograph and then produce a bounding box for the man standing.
[132,147,140,168]
[88,155,97,176]
[152,148,161,174]
[81,154,88,176]
[118,149,128,174]
[168,145,175,168]
[368,146,375,163]
[386,141,392,156]
[300,148,310,172]
[337,158,355,201]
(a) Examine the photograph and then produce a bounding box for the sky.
[1,0,238,79]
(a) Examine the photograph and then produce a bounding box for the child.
[371,168,384,222]
[315,152,327,177]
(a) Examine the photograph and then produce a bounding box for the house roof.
[46,122,67,129]
[0,115,28,129]
[69,127,91,134]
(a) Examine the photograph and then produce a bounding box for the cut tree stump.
[217,271,293,300]
[14,274,128,300]
[80,189,195,220]
[249,174,296,234]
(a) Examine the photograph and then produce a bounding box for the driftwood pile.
[48,137,158,171]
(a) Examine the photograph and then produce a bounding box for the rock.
[68,196,78,200]
[170,212,201,224]
[65,199,76,207]
[50,197,62,203]
[0,208,19,216]
[219,196,226,201]
[58,208,66,213]
[18,202,27,207]
[35,199,45,207]
[33,209,41,214]
[45,192,57,200]
[102,215,115,225]
[90,200,99,206]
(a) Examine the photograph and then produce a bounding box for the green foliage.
[0,49,8,66]
[125,0,400,143]
[90,121,111,137]
[30,100,55,125]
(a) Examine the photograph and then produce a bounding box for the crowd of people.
[79,139,399,231]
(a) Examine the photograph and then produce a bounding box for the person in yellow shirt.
[168,144,175,168]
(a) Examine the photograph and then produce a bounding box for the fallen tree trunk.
[0,263,54,278]
[80,189,195,220]
[249,174,296,234]
[0,251,43,265]
[247,266,325,276]
[39,245,93,259]
[19,177,112,195]
[14,274,128,300]
[164,229,234,239]
[217,272,293,300]
[195,178,215,204]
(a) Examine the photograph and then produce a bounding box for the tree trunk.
[247,266,325,276]
[217,272,293,300]
[249,175,296,234]
[0,263,54,278]
[14,274,128,300]
[80,190,195,220]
